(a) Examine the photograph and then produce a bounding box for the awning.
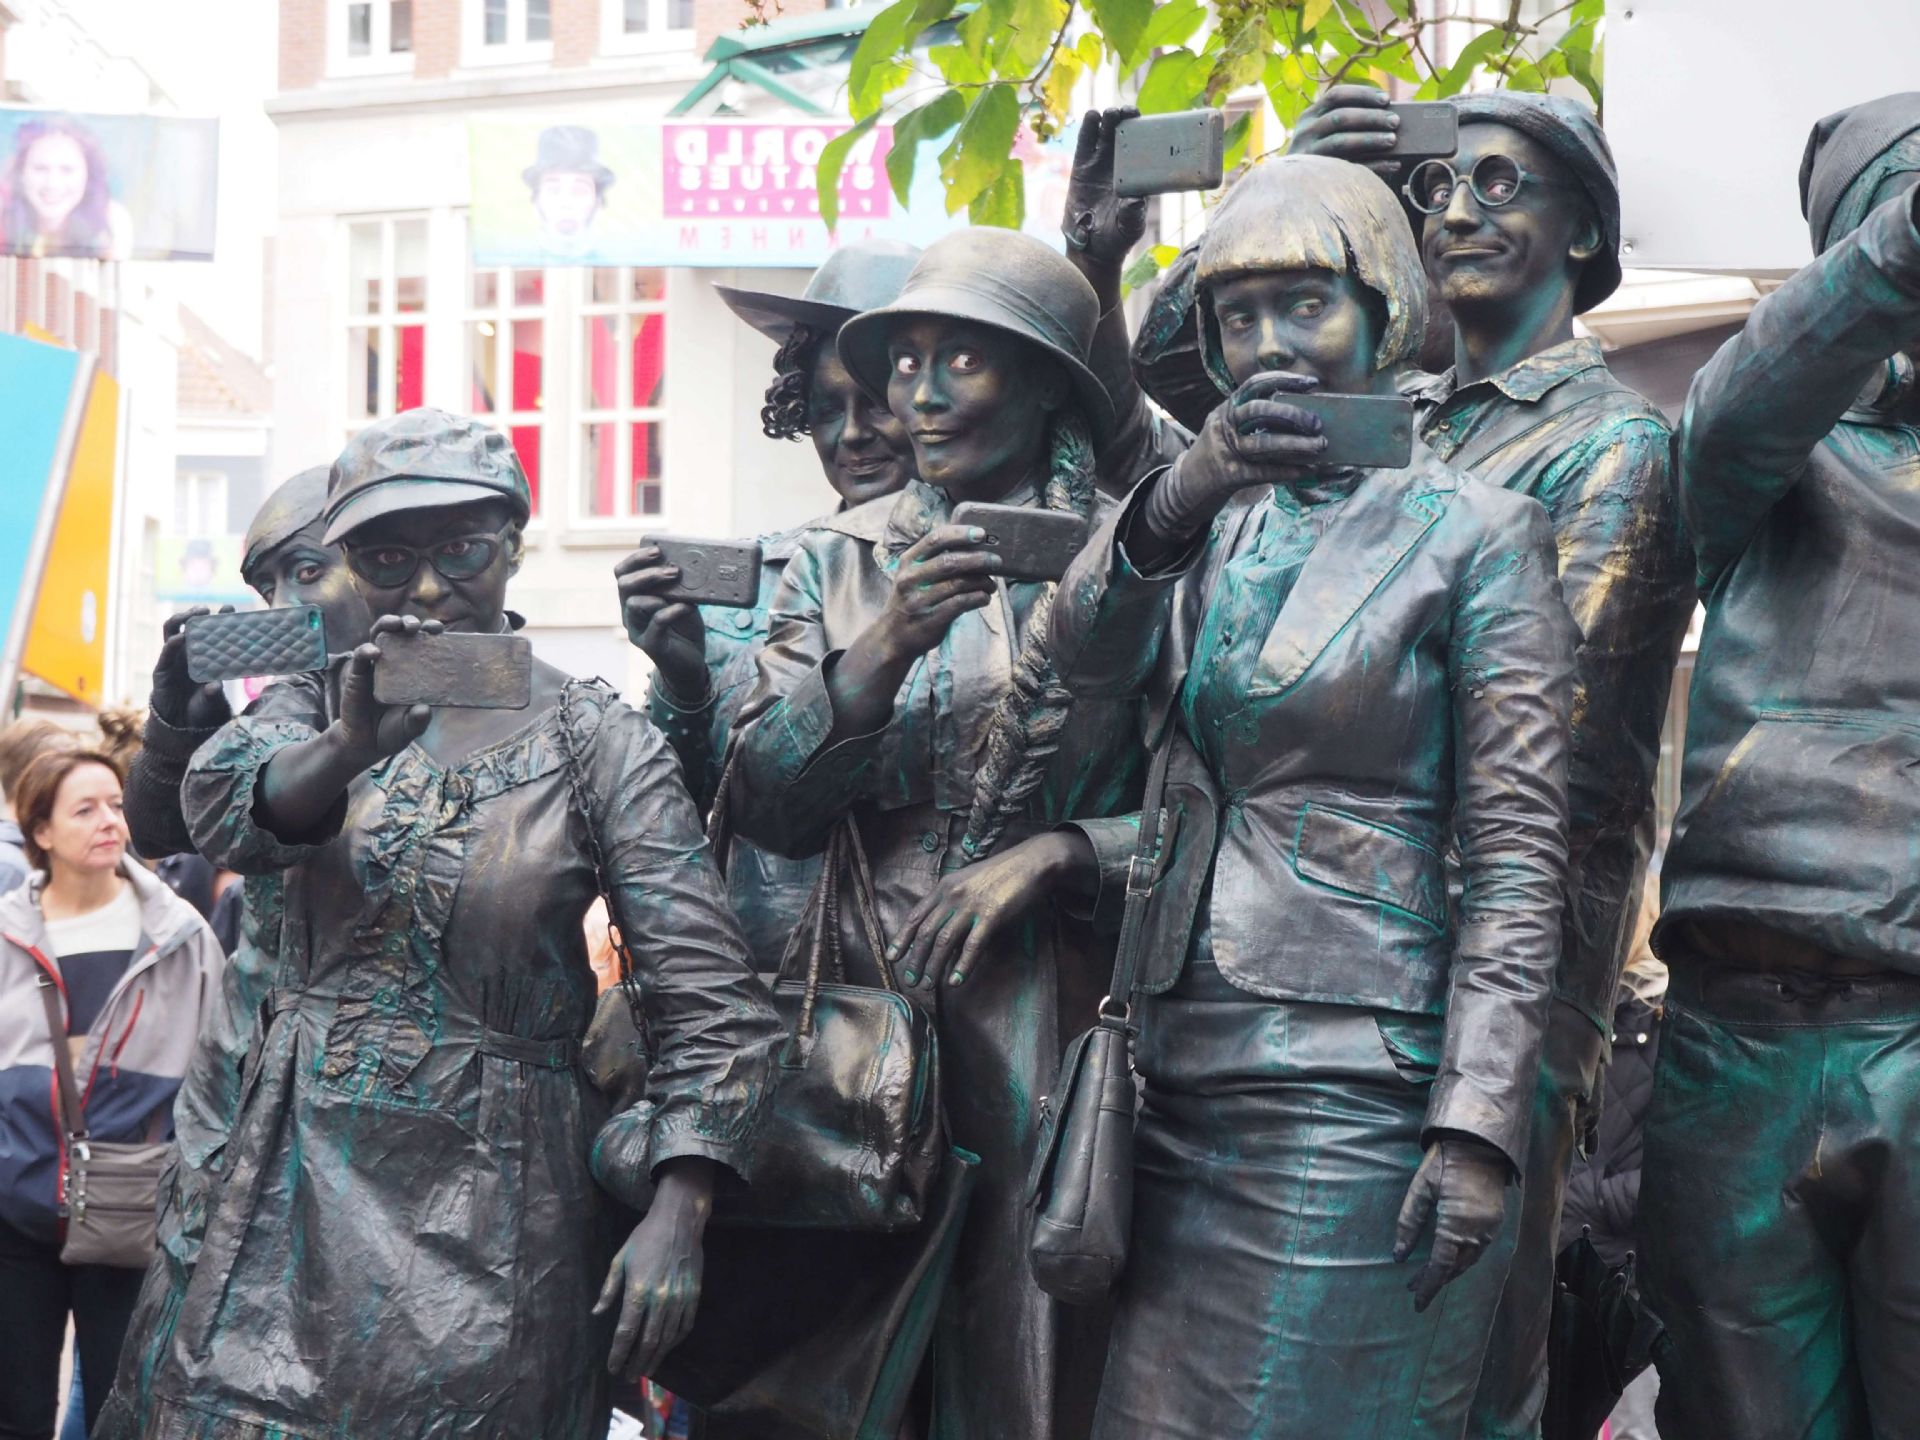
[672,8,961,118]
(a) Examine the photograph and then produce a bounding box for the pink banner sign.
[664,122,894,223]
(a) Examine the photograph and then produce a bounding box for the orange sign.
[22,362,119,704]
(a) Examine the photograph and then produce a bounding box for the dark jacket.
[1659,192,1920,972]
[1050,458,1577,1168]
[1560,985,1663,1268]
[1412,339,1693,1029]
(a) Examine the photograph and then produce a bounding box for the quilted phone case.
[184,605,329,684]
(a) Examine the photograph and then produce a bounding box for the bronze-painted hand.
[595,1156,717,1382]
[889,830,1097,991]
[336,614,440,765]
[1288,84,1408,181]
[1392,1133,1513,1312]
[614,544,710,707]
[152,606,235,732]
[1064,107,1149,271]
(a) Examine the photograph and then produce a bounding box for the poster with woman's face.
[0,107,219,261]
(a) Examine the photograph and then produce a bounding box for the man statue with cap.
[1637,92,1920,1439]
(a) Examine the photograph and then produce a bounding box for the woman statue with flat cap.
[135,409,783,1439]
[1048,154,1578,1438]
[727,228,1150,1440]
[615,239,920,968]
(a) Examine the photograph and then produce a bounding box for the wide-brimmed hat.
[837,229,1114,437]
[1451,92,1622,313]
[716,240,923,346]
[242,467,331,584]
[1800,92,1920,253]
[523,125,614,191]
[324,408,531,545]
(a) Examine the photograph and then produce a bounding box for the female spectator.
[614,239,920,967]
[134,409,781,1438]
[1048,154,1577,1438]
[0,720,75,893]
[0,748,224,1439]
[729,228,1148,1440]
[0,117,133,260]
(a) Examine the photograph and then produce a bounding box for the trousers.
[1639,962,1920,1440]
[0,1215,143,1440]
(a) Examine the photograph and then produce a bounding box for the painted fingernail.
[902,971,918,985]
[1387,113,1401,126]
[968,527,986,541]
[949,971,965,985]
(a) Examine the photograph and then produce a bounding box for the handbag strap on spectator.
[36,974,88,1144]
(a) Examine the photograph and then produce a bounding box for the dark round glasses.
[344,527,507,589]
[1402,154,1566,215]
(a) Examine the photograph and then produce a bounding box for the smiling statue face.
[884,317,1064,502]
[343,500,522,633]
[1421,121,1597,315]
[1209,267,1384,394]
[23,134,87,232]
[809,346,915,506]
[35,761,126,879]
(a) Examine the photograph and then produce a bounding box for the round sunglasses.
[1401,154,1572,215]
[344,526,508,589]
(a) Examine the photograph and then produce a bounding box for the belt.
[265,986,581,1070]
[1669,962,1920,1026]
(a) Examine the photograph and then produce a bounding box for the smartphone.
[950,503,1090,583]
[373,631,533,710]
[1387,102,1458,161]
[184,605,329,684]
[1241,393,1416,471]
[1113,109,1227,198]
[638,535,762,610]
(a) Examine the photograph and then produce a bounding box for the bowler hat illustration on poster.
[523,126,614,255]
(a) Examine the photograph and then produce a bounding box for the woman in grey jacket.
[1049,155,1577,1439]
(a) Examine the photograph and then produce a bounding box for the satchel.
[1025,733,1173,1305]
[37,974,165,1270]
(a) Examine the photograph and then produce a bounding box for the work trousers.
[1465,998,1607,1438]
[0,1215,143,1440]
[1639,962,1920,1440]
[1093,964,1519,1440]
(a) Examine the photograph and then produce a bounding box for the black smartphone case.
[184,606,329,684]
[373,632,533,710]
[1388,103,1458,161]
[642,536,763,610]
[950,503,1091,583]
[1113,109,1227,198]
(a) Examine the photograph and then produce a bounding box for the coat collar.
[1,856,204,958]
[1415,335,1608,408]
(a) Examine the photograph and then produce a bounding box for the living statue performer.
[727,228,1148,1440]
[131,410,782,1439]
[1047,154,1578,1439]
[615,239,920,968]
[1285,88,1695,1436]
[1638,93,1920,1439]
[95,469,373,1439]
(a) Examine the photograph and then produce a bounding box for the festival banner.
[0,107,219,262]
[0,331,86,707]
[22,363,120,704]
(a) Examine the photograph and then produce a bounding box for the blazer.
[1051,456,1577,1166]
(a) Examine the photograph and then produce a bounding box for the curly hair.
[760,325,824,442]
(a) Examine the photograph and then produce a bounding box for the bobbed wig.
[1195,154,1427,394]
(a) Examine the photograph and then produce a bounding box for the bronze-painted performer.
[616,240,920,967]
[1640,94,1920,1438]
[133,410,782,1439]
[727,228,1146,1440]
[1287,89,1695,1437]
[1048,155,1577,1438]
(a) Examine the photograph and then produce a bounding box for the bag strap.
[704,732,742,878]
[36,975,87,1143]
[1099,731,1176,1027]
[772,814,898,1039]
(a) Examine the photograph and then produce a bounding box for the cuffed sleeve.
[125,711,222,860]
[1056,812,1144,933]
[1427,495,1576,1171]
[183,677,344,876]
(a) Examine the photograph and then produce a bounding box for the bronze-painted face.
[809,346,914,507]
[1209,268,1384,395]
[248,518,372,653]
[1421,121,1599,315]
[341,500,523,633]
[884,317,1064,501]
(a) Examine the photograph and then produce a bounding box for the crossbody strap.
[36,975,87,1142]
[1099,732,1175,1025]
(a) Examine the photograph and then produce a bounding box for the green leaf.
[1088,0,1152,72]
[968,157,1026,228]
[817,113,881,231]
[1564,43,1601,107]
[1041,43,1087,124]
[1208,14,1270,102]
[1141,0,1205,52]
[955,0,1008,70]
[938,83,1022,213]
[996,0,1068,76]
[1504,58,1547,92]
[1120,249,1163,291]
[885,89,966,202]
[1264,50,1315,128]
[1076,31,1105,67]
[1222,109,1253,170]
[1302,0,1335,31]
[1434,25,1507,97]
[1138,48,1210,114]
[847,0,916,119]
[929,41,989,85]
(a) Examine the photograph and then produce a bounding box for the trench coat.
[728,477,1146,1440]
[127,672,781,1440]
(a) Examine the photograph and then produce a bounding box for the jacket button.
[920,831,940,852]
[1636,1032,1648,1044]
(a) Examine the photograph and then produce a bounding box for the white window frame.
[171,469,229,538]
[341,213,433,438]
[464,0,555,68]
[599,0,699,57]
[328,0,414,79]
[465,258,554,524]
[573,267,671,529]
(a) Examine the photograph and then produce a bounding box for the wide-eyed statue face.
[885,317,1064,501]
[808,346,915,507]
[1210,267,1383,395]
[248,519,372,653]
[341,500,523,634]
[1418,122,1599,315]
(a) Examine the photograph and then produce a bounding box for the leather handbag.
[1025,733,1173,1305]
[37,974,166,1270]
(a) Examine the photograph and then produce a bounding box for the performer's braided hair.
[760,325,822,441]
[958,405,1096,861]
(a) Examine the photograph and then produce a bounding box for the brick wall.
[413,0,461,80]
[694,0,832,56]
[554,0,598,66]
[280,0,327,91]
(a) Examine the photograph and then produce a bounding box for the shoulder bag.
[37,974,166,1269]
